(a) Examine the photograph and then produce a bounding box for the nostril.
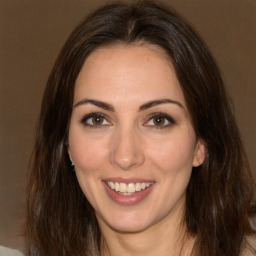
[109,129,145,170]
[109,149,145,170]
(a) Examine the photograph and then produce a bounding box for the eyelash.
[80,112,175,129]
[145,112,175,129]
[80,112,111,128]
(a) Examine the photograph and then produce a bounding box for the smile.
[102,179,155,205]
[106,181,153,195]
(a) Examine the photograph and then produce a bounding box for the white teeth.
[109,182,115,189]
[107,181,152,194]
[135,183,141,191]
[114,182,120,192]
[119,183,127,193]
[127,183,135,193]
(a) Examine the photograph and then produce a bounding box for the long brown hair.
[25,1,255,255]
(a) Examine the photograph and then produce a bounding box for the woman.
[25,0,256,255]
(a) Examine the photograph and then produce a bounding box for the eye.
[81,113,111,127]
[145,113,175,128]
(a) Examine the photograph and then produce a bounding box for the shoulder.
[242,235,256,256]
[0,246,24,256]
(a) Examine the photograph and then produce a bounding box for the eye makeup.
[79,111,176,130]
[144,112,176,129]
[80,112,111,128]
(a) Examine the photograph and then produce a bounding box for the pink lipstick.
[102,179,155,206]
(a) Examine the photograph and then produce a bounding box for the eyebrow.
[139,99,184,111]
[73,99,114,111]
[73,98,184,111]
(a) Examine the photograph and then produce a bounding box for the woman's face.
[68,45,205,233]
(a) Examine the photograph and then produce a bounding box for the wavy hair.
[25,1,255,255]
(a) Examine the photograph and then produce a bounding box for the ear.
[68,150,74,166]
[66,140,73,165]
[192,139,206,167]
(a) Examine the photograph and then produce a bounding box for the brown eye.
[92,116,104,125]
[81,113,111,127]
[145,113,175,128]
[153,117,165,126]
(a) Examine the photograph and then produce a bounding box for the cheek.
[148,133,196,173]
[69,131,109,173]
[68,132,109,206]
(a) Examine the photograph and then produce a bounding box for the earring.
[69,156,75,172]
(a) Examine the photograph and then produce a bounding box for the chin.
[96,209,158,233]
[109,221,150,233]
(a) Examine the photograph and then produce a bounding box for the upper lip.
[102,177,155,184]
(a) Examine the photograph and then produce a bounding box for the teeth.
[127,183,135,193]
[107,181,152,194]
[114,182,120,192]
[110,182,115,189]
[120,183,127,193]
[135,183,141,191]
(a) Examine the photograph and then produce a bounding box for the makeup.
[102,179,155,206]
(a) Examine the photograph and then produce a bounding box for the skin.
[68,44,206,256]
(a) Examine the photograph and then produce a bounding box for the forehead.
[74,44,186,110]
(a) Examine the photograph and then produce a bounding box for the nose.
[109,127,145,170]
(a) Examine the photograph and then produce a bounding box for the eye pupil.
[153,117,165,126]
[92,116,103,125]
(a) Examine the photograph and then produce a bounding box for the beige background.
[0,0,255,250]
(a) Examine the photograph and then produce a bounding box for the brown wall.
[0,0,255,250]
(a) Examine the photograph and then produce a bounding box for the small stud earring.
[69,156,75,172]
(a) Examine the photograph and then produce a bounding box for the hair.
[25,0,255,255]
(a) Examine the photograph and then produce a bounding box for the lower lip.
[102,181,155,206]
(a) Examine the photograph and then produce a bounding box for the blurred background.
[0,0,255,251]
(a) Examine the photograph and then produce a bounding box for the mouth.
[102,179,155,205]
[106,181,153,195]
